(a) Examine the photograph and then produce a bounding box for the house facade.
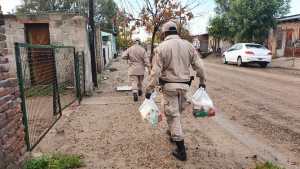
[101,31,117,66]
[268,14,300,57]
[208,36,232,53]
[192,33,209,52]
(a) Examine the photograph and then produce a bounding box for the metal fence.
[14,43,85,151]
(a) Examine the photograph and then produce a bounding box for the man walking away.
[122,38,150,101]
[145,21,206,161]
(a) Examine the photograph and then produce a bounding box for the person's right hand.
[145,93,152,99]
[147,67,152,75]
[199,84,206,89]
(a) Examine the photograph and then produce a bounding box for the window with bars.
[276,28,283,49]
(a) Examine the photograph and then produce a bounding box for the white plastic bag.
[192,88,214,112]
[139,92,160,127]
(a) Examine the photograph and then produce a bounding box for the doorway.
[103,48,107,65]
[25,23,54,84]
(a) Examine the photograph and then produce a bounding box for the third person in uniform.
[122,38,150,101]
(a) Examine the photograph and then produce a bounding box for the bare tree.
[136,0,203,62]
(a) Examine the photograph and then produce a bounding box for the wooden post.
[89,0,98,87]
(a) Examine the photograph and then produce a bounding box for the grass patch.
[24,154,83,169]
[255,162,285,169]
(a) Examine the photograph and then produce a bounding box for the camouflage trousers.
[130,75,144,94]
[162,89,187,141]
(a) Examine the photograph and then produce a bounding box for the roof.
[101,31,113,36]
[277,14,300,22]
[192,33,208,37]
[234,43,264,46]
[3,14,17,19]
[3,12,81,20]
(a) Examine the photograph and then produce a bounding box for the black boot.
[173,140,187,161]
[138,90,143,96]
[133,93,138,102]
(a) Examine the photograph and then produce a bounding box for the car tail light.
[245,51,254,55]
[268,52,272,55]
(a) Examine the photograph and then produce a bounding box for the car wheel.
[223,55,228,64]
[237,56,243,67]
[259,62,268,68]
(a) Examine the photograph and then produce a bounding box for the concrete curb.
[269,66,300,71]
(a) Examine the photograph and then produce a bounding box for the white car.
[222,43,272,68]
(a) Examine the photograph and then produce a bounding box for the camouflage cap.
[161,21,177,33]
[132,37,141,42]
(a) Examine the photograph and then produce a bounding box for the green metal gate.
[14,43,84,151]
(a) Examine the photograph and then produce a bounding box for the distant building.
[208,36,232,54]
[3,13,100,92]
[268,14,300,57]
[101,31,117,66]
[192,33,209,52]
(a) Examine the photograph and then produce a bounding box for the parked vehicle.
[222,43,272,68]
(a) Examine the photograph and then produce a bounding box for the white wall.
[4,16,25,76]
[102,41,113,66]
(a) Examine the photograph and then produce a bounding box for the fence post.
[82,51,86,95]
[74,50,81,102]
[52,48,61,115]
[14,42,30,151]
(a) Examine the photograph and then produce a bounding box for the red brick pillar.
[0,6,27,169]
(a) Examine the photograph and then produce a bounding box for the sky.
[114,0,217,39]
[1,0,300,40]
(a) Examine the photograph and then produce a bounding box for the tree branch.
[144,0,155,15]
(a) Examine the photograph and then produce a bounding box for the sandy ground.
[33,57,300,169]
[204,57,300,168]
[25,88,76,147]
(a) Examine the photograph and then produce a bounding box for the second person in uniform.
[145,21,206,161]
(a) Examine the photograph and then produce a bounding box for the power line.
[115,0,124,10]
[125,0,138,16]
[123,0,134,16]
[135,0,143,12]
[117,0,126,10]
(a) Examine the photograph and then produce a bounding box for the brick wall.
[3,15,25,76]
[0,6,27,169]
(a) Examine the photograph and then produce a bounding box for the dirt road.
[205,59,300,168]
[34,57,300,169]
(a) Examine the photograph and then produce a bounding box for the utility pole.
[89,0,98,87]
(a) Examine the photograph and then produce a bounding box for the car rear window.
[246,44,266,49]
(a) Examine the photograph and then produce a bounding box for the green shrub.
[24,154,83,169]
[255,162,284,169]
